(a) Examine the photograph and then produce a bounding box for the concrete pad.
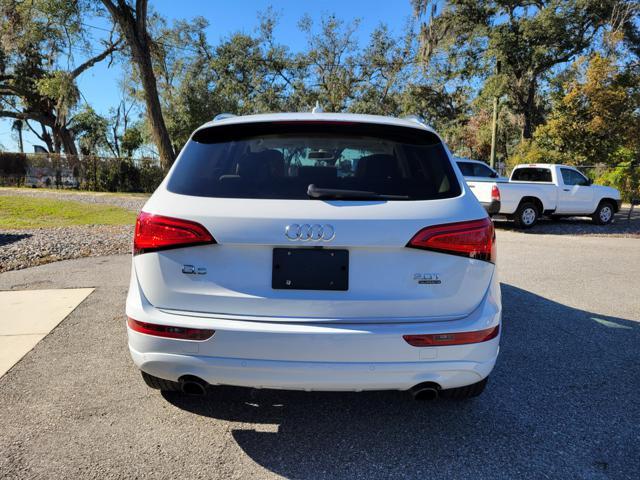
[0,288,94,376]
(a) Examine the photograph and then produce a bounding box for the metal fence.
[0,152,164,193]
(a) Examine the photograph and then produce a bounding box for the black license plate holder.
[272,248,349,291]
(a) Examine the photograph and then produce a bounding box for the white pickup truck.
[458,160,622,228]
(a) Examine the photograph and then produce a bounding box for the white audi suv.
[126,112,501,400]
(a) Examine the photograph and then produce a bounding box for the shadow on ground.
[494,206,639,236]
[0,232,31,247]
[162,284,640,479]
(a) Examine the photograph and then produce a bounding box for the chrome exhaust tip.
[409,382,440,401]
[179,376,208,396]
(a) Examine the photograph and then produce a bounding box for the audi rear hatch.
[133,119,494,322]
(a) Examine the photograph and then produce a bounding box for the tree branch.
[71,39,123,78]
[0,110,55,126]
[100,0,119,19]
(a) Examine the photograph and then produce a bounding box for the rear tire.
[513,202,539,229]
[440,377,488,399]
[592,201,615,225]
[141,371,181,392]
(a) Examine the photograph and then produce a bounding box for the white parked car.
[456,158,507,182]
[455,158,506,214]
[464,163,621,228]
[126,112,501,400]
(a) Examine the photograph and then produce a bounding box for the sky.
[0,0,417,152]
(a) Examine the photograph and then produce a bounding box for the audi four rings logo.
[285,223,335,241]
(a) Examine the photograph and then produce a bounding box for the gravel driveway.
[0,231,638,479]
[0,188,147,273]
[0,225,133,272]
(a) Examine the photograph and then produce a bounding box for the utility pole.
[489,60,501,171]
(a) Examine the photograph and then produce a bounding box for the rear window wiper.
[307,184,409,200]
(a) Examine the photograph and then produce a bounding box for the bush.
[0,152,28,185]
[117,159,141,192]
[595,160,640,203]
[508,140,565,171]
[139,158,164,193]
[96,160,120,192]
[0,152,164,192]
[86,157,165,193]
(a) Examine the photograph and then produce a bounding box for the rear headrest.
[298,166,337,183]
[236,149,284,179]
[355,154,400,179]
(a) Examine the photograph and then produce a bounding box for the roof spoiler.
[213,113,236,122]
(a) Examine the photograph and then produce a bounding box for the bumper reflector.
[403,325,499,347]
[127,318,215,341]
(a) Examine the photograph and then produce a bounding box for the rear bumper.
[129,344,498,391]
[126,269,501,392]
[481,200,501,215]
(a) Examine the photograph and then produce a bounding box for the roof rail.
[213,113,236,121]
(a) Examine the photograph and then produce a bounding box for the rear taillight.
[407,218,496,263]
[403,325,499,347]
[133,211,215,255]
[491,185,500,202]
[127,318,215,340]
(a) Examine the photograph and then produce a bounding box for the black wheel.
[141,371,181,392]
[440,377,488,399]
[513,202,539,229]
[592,201,615,225]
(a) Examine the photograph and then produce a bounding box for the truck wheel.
[514,202,539,229]
[592,201,615,225]
[141,371,181,392]
[440,377,488,399]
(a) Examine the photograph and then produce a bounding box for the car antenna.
[311,101,323,114]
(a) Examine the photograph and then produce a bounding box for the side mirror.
[490,172,498,178]
[587,178,593,186]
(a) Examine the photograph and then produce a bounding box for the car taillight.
[127,318,215,340]
[407,217,496,263]
[403,325,499,347]
[133,211,215,255]
[491,185,500,202]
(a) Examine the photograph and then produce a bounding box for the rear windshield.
[167,122,461,200]
[457,161,495,178]
[511,167,552,182]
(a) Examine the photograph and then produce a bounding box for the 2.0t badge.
[413,273,441,285]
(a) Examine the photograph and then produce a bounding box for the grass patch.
[0,187,150,198]
[0,195,136,229]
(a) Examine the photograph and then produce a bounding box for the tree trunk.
[53,135,61,154]
[133,42,175,168]
[39,124,54,153]
[101,0,175,170]
[522,112,533,140]
[59,126,78,156]
[521,81,537,140]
